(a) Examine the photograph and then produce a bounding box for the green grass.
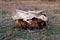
[45,8,60,36]
[0,10,60,40]
[45,23,60,36]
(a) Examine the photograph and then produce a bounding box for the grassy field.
[0,8,60,40]
[0,1,60,40]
